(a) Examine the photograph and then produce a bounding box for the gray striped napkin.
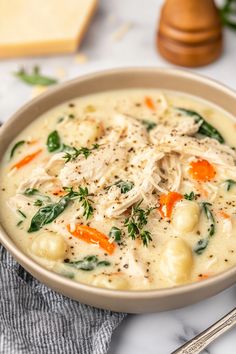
[0,245,125,354]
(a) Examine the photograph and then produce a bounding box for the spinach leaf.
[202,202,215,237]
[23,188,51,203]
[10,140,25,159]
[28,189,79,232]
[24,188,39,196]
[224,179,236,191]
[109,226,122,242]
[194,202,215,255]
[115,180,134,194]
[15,66,57,86]
[34,199,43,206]
[176,108,225,144]
[106,180,134,194]
[47,130,61,152]
[141,119,157,132]
[65,255,111,271]
[194,238,209,255]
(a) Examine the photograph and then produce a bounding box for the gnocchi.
[160,238,193,284]
[171,200,200,233]
[31,233,67,261]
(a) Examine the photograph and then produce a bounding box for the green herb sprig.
[15,66,58,86]
[124,200,155,246]
[65,186,94,220]
[28,187,92,232]
[63,144,99,162]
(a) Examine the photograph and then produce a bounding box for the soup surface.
[1,89,236,290]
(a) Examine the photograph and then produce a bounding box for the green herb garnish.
[124,200,155,246]
[65,255,111,271]
[23,188,51,203]
[28,188,81,232]
[184,191,196,201]
[64,186,93,220]
[109,226,122,242]
[47,130,61,152]
[141,119,157,132]
[176,107,224,144]
[63,144,99,162]
[224,179,236,191]
[107,180,134,194]
[24,188,39,196]
[14,66,58,86]
[194,202,215,255]
[10,140,25,159]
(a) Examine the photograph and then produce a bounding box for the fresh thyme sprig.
[63,144,99,162]
[124,200,155,246]
[64,186,94,219]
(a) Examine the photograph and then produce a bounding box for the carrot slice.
[145,96,155,111]
[11,149,42,170]
[189,159,216,182]
[158,192,183,218]
[67,224,115,255]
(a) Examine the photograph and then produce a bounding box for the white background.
[0,1,236,353]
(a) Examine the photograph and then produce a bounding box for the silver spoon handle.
[172,307,236,354]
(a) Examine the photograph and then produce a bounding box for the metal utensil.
[172,307,236,354]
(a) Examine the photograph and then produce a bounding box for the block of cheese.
[0,0,97,58]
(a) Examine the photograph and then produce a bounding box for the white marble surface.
[0,0,236,353]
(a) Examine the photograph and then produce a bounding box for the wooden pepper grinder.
[157,0,223,67]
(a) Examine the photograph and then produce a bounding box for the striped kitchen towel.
[0,245,125,354]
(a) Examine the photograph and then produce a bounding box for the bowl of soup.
[0,68,236,313]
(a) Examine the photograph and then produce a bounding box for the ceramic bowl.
[1,68,236,313]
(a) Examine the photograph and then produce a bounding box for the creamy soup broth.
[1,89,236,290]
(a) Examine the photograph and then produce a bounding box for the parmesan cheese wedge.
[0,0,97,58]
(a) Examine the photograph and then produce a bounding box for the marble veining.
[0,0,236,353]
